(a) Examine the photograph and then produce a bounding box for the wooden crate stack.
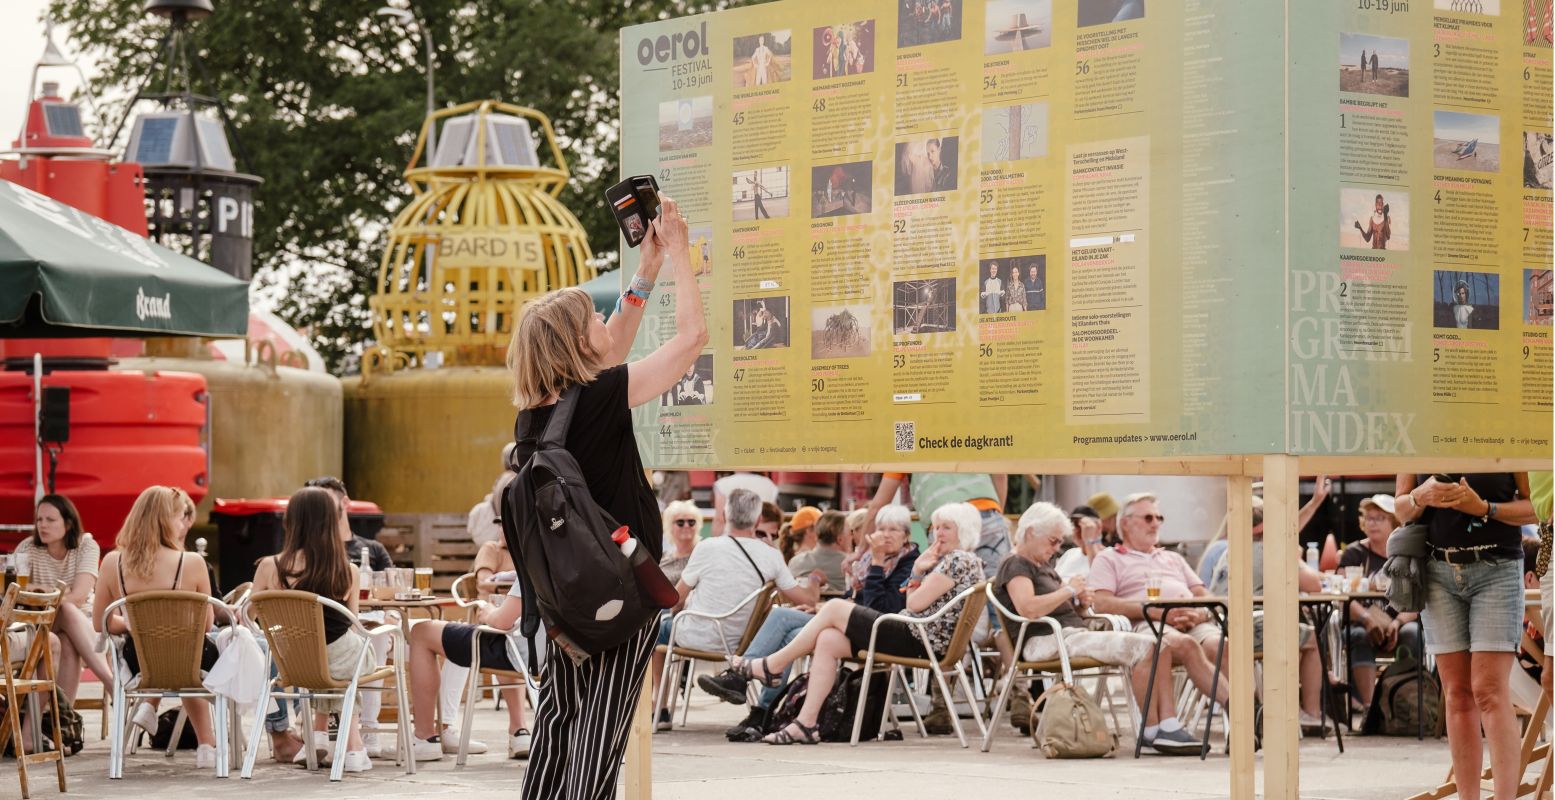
[380,513,476,592]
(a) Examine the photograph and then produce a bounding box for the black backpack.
[502,385,662,674]
[1362,647,1442,737]
[761,667,888,743]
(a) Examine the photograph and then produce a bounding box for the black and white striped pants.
[521,619,657,800]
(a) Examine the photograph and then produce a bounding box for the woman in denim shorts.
[1396,473,1534,800]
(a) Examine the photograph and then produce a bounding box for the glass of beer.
[414,567,433,595]
[14,554,29,591]
[1145,575,1162,600]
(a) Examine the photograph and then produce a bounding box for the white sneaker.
[508,729,532,760]
[194,743,217,769]
[361,731,383,759]
[131,702,158,735]
[441,728,486,755]
[292,731,331,764]
[339,749,372,773]
[409,736,444,762]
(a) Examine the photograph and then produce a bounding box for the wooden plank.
[432,558,475,574]
[1261,455,1301,800]
[624,679,653,799]
[1225,475,1256,800]
[666,455,1264,476]
[1296,455,1550,474]
[433,542,479,557]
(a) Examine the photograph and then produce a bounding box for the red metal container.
[0,368,209,551]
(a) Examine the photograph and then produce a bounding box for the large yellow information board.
[619,0,1551,469]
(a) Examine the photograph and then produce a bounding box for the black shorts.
[123,637,219,679]
[441,623,516,672]
[844,605,937,660]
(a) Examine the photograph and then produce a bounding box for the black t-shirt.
[513,365,663,561]
[1337,540,1387,576]
[345,536,393,571]
[993,554,1083,651]
[1416,473,1522,560]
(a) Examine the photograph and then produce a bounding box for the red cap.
[611,526,630,544]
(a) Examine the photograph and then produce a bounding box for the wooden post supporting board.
[624,676,654,799]
[1261,455,1302,800]
[1226,474,1257,800]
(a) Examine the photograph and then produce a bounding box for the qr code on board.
[894,421,915,452]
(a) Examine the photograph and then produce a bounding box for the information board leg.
[624,678,653,799]
[1225,474,1257,800]
[1262,455,1302,800]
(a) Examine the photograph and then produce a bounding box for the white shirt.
[467,498,502,547]
[713,473,779,504]
[676,536,797,652]
[1054,547,1091,581]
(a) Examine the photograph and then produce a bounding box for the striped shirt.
[14,534,100,606]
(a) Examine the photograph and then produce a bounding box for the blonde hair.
[116,485,187,580]
[507,287,603,409]
[661,500,702,539]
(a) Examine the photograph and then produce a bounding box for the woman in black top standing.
[508,197,705,800]
[1395,473,1535,800]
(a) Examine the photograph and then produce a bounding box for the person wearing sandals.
[726,501,986,745]
[93,486,221,769]
[251,487,375,773]
[507,196,709,800]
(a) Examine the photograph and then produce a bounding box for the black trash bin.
[210,498,287,596]
[345,500,385,540]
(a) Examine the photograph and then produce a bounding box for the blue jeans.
[261,646,290,733]
[1421,557,1523,655]
[742,607,812,710]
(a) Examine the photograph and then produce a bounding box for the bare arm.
[905,571,954,614]
[1297,474,1331,531]
[92,552,124,634]
[627,198,709,408]
[481,596,524,630]
[65,572,94,608]
[861,474,904,538]
[601,225,667,366]
[1394,474,1424,523]
[990,474,1008,511]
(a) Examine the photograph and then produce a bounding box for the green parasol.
[0,178,249,338]
[579,268,624,316]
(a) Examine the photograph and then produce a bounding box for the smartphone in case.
[606,175,662,247]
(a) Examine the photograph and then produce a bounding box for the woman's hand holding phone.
[651,197,689,253]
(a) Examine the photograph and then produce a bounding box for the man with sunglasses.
[1090,492,1230,755]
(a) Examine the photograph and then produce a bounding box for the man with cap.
[1055,505,1105,580]
[1340,493,1422,708]
[1087,491,1121,546]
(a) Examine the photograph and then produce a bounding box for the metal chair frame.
[654,581,776,729]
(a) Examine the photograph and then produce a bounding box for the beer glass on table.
[414,567,433,595]
[1145,575,1162,600]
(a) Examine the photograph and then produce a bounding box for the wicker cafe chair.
[102,590,236,779]
[979,586,1139,752]
[238,590,412,782]
[847,581,990,749]
[655,581,777,729]
[0,583,67,798]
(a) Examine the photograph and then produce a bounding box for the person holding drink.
[14,495,113,706]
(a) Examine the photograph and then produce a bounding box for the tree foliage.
[49,0,741,372]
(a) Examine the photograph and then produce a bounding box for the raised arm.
[627,198,709,408]
[860,474,904,538]
[602,217,668,366]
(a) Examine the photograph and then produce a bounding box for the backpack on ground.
[4,688,84,756]
[501,386,665,674]
[1029,682,1117,758]
[1362,647,1441,736]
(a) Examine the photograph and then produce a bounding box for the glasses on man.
[1129,513,1166,524]
[673,519,699,528]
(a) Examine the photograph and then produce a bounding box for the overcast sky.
[0,0,99,148]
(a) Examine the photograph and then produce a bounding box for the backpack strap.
[731,538,768,585]
[539,385,582,450]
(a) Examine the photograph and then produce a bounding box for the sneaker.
[508,729,532,759]
[292,731,331,765]
[1299,711,1327,737]
[922,700,954,736]
[1146,727,1204,756]
[1008,690,1033,734]
[361,730,382,759]
[655,708,673,732]
[724,707,767,740]
[339,749,372,773]
[441,728,487,755]
[131,702,158,735]
[194,743,217,769]
[409,735,444,762]
[697,669,751,705]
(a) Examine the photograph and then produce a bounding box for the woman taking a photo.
[251,487,374,772]
[20,495,112,704]
[1395,473,1535,800]
[94,486,220,769]
[507,196,705,799]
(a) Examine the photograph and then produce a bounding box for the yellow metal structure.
[366,100,595,373]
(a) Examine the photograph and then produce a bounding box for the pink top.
[1088,544,1203,600]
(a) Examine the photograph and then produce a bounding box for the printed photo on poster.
[1078,0,1144,27]
[895,136,959,195]
[689,224,714,276]
[732,166,790,220]
[1433,270,1500,330]
[1526,269,1553,325]
[813,21,875,78]
[733,31,793,88]
[893,278,957,334]
[1338,33,1409,98]
[1528,0,1553,48]
[662,354,715,407]
[734,296,791,350]
[985,0,1052,53]
[981,102,1048,162]
[1435,0,1501,13]
[658,96,713,152]
[1432,111,1501,173]
[811,161,873,217]
[811,303,873,358]
[899,0,962,47]
[1524,132,1553,189]
[978,255,1046,313]
[1340,188,1409,251]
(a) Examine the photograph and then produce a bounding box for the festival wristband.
[621,289,647,308]
[630,274,656,293]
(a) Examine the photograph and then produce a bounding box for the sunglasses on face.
[1129,513,1166,524]
[755,527,778,540]
[673,519,699,528]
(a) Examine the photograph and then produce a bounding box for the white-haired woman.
[994,502,1172,736]
[506,196,707,798]
[847,504,920,612]
[727,502,985,744]
[659,500,702,586]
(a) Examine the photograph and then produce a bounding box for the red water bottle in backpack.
[611,526,680,608]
